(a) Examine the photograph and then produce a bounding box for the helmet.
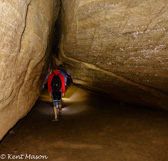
[51,66,59,71]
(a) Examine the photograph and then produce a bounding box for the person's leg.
[53,101,58,121]
[53,106,58,119]
[58,91,62,115]
[51,91,58,121]
[58,102,62,115]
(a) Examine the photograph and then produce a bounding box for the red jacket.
[47,71,65,93]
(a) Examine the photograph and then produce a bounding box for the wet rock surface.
[60,0,168,109]
[0,0,60,139]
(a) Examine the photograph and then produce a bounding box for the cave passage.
[0,0,168,160]
[0,84,168,161]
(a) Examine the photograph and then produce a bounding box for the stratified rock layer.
[60,0,168,109]
[0,0,59,139]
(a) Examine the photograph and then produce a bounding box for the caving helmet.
[51,66,60,71]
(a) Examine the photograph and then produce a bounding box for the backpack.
[51,73,62,91]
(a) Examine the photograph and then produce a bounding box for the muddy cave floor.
[0,85,168,161]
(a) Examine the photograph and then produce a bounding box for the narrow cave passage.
[1,0,168,160]
[0,84,168,161]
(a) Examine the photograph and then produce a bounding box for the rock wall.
[0,0,60,140]
[60,0,168,109]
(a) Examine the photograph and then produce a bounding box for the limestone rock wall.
[0,0,60,140]
[60,0,168,109]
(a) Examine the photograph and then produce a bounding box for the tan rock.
[60,0,168,109]
[0,0,168,140]
[0,0,60,140]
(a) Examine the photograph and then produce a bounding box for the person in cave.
[59,64,71,87]
[47,66,65,121]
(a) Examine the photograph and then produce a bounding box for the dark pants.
[51,91,62,107]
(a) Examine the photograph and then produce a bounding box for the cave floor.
[0,85,168,161]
